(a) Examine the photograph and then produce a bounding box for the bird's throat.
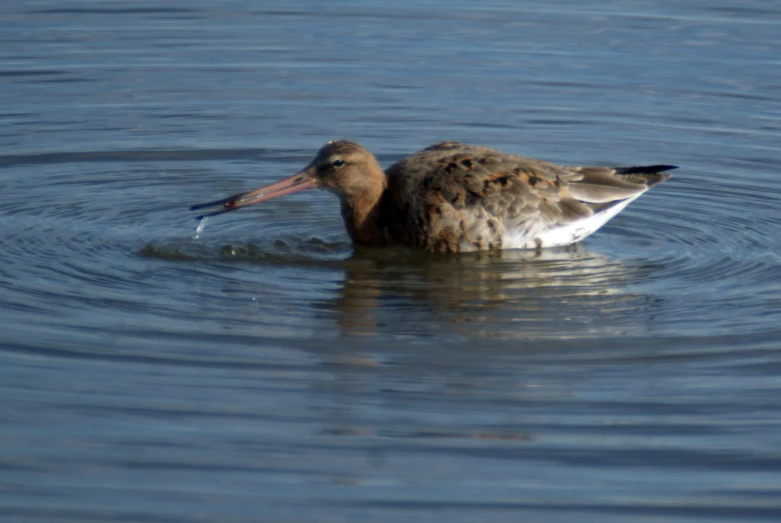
[340,187,385,246]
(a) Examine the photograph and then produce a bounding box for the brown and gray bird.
[191,141,675,253]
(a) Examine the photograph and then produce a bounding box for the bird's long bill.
[190,170,317,219]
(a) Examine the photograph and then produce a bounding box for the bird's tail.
[613,165,677,187]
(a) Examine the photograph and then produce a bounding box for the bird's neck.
[340,172,387,246]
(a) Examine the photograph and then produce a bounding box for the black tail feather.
[614,165,678,175]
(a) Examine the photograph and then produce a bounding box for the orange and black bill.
[190,170,316,219]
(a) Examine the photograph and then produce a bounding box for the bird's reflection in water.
[332,243,660,340]
[143,235,661,341]
[316,244,665,455]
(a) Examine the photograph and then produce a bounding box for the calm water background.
[2,1,781,521]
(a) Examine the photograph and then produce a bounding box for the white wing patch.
[502,194,642,250]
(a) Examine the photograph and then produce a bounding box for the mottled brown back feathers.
[378,142,674,252]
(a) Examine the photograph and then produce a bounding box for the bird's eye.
[332,159,345,168]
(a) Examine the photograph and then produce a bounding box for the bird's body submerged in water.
[192,141,675,253]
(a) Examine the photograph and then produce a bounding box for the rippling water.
[2,1,781,521]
